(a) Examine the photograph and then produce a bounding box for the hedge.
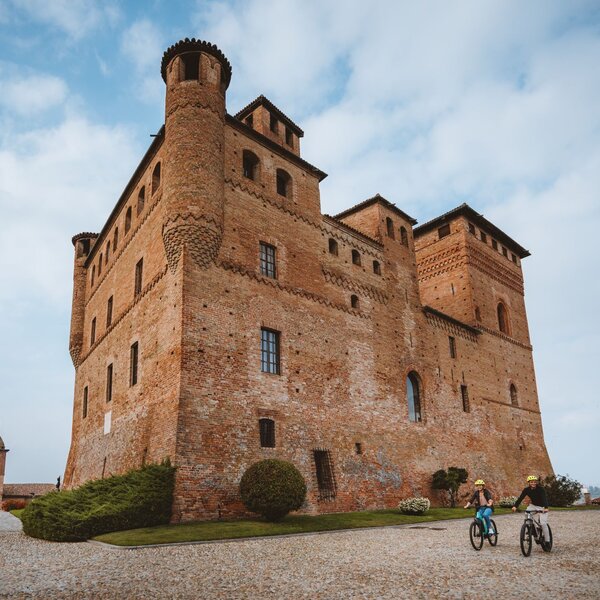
[21,460,175,542]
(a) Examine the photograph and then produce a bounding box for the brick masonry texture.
[63,39,553,522]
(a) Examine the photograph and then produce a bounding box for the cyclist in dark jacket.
[512,475,550,542]
[465,479,494,535]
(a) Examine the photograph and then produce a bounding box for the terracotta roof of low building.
[2,483,55,497]
[414,203,530,259]
[333,193,417,225]
[234,95,304,137]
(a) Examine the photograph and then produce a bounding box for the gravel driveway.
[0,510,598,599]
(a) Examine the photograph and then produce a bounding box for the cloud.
[120,19,165,104]
[7,0,120,40]
[0,73,67,115]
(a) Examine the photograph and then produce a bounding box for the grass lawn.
[9,509,24,519]
[93,507,517,546]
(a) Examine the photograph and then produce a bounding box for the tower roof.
[161,38,232,86]
[333,193,417,225]
[234,95,304,137]
[413,203,530,258]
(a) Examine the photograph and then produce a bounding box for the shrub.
[21,460,175,542]
[2,499,27,512]
[432,467,468,507]
[540,474,582,507]
[398,497,430,515]
[240,459,306,521]
[498,496,518,508]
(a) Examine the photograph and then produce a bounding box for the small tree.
[240,459,306,521]
[540,474,582,507]
[432,467,468,507]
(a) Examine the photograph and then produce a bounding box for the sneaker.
[489,528,495,535]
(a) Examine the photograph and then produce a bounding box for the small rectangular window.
[259,418,275,447]
[270,113,278,133]
[461,384,470,413]
[261,328,280,374]
[355,442,363,455]
[314,450,337,500]
[468,223,476,235]
[90,317,96,346]
[134,258,143,296]
[511,253,518,264]
[259,242,277,278]
[106,296,113,328]
[438,224,451,239]
[82,386,88,419]
[285,127,293,146]
[492,239,498,250]
[130,342,139,387]
[183,53,199,80]
[245,114,254,128]
[106,363,113,403]
[502,246,508,258]
[480,231,487,243]
[449,336,456,358]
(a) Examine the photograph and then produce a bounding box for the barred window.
[259,242,277,278]
[134,258,143,297]
[461,384,470,413]
[261,328,280,374]
[106,363,113,403]
[130,342,139,387]
[259,418,275,447]
[314,450,336,500]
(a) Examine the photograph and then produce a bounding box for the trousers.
[527,505,550,542]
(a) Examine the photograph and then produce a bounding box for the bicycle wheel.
[470,520,484,550]
[487,519,498,546]
[542,523,553,552]
[520,523,532,557]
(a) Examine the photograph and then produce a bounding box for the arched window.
[400,226,408,246]
[351,249,361,266]
[125,207,132,234]
[406,371,422,422]
[91,265,96,287]
[328,238,338,255]
[373,260,381,275]
[152,162,161,194]
[497,302,510,334]
[98,254,102,276]
[113,227,119,250]
[105,241,110,264]
[259,418,275,448]
[386,217,395,238]
[276,168,291,197]
[137,186,145,215]
[351,294,359,309]
[242,150,259,180]
[510,384,518,407]
[475,306,481,322]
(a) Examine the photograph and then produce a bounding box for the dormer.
[234,95,303,156]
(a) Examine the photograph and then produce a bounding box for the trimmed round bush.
[498,496,518,508]
[398,497,430,515]
[240,459,306,521]
[21,460,175,542]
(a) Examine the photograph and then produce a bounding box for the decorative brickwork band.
[162,214,223,272]
[322,267,388,304]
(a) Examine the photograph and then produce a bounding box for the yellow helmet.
[527,475,538,482]
[475,479,485,486]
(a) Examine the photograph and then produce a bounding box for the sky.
[0,0,599,489]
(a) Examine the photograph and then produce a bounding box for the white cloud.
[0,73,67,115]
[8,0,120,40]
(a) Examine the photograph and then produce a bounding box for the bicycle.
[519,509,553,556]
[469,509,498,550]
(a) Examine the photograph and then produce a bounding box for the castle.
[64,39,553,521]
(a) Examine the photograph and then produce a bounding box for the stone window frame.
[259,418,276,448]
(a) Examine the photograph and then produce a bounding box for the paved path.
[0,510,599,599]
[0,511,22,533]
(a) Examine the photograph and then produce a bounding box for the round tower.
[69,233,97,366]
[160,39,232,271]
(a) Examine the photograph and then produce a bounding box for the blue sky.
[1,0,599,489]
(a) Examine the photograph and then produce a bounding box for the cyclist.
[512,475,550,543]
[464,479,494,536]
